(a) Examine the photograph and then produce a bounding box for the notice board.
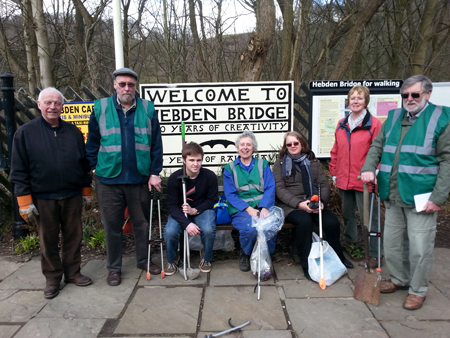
[309,79,403,158]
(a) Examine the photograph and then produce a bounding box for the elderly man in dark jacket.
[10,87,93,299]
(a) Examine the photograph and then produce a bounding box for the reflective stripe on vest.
[228,159,264,195]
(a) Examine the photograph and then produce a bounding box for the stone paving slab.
[430,279,450,299]
[114,287,203,335]
[0,325,20,338]
[209,261,275,286]
[0,258,24,282]
[137,266,208,286]
[280,276,354,298]
[201,286,287,332]
[382,320,450,338]
[37,258,140,320]
[0,259,44,290]
[0,290,48,322]
[286,298,388,338]
[430,248,450,281]
[368,284,450,321]
[272,260,303,280]
[12,318,105,338]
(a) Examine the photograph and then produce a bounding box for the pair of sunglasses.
[117,82,136,88]
[286,141,300,148]
[401,92,423,99]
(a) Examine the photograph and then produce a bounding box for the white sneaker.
[199,259,212,273]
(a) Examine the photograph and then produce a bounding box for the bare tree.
[237,0,276,81]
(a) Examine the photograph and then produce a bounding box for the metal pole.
[112,0,124,69]
[0,73,27,239]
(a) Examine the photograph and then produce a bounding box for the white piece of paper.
[414,192,432,212]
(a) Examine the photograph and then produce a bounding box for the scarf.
[282,152,315,198]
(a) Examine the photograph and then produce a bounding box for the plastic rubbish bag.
[308,232,347,286]
[188,229,235,252]
[250,206,284,281]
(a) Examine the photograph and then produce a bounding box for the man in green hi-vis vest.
[86,68,163,287]
[361,75,450,311]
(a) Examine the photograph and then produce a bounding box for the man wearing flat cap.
[86,68,163,286]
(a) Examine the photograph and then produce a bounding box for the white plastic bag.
[308,232,347,286]
[250,206,285,281]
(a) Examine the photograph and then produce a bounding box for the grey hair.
[401,75,433,93]
[37,87,64,102]
[235,131,258,151]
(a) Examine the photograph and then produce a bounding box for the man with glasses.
[10,87,93,299]
[361,75,450,310]
[86,68,163,286]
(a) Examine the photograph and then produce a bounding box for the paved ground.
[0,247,449,338]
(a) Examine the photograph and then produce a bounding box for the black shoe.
[343,259,354,269]
[107,271,121,286]
[302,267,312,281]
[239,249,250,272]
[44,284,60,299]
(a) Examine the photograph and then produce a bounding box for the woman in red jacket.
[329,85,382,268]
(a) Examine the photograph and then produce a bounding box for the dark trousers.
[286,209,345,269]
[95,177,150,271]
[34,195,83,285]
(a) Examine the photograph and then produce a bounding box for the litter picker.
[178,121,200,280]
[318,184,326,290]
[147,189,165,279]
[203,318,251,338]
[353,181,381,305]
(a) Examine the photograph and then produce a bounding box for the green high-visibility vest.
[94,97,154,178]
[224,158,268,215]
[378,104,450,204]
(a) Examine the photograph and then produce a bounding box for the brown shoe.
[380,280,408,293]
[107,271,121,286]
[403,294,426,310]
[44,284,60,299]
[138,262,161,274]
[64,274,93,286]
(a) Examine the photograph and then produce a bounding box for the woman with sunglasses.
[273,131,353,280]
[329,85,382,268]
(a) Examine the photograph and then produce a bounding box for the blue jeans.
[231,211,277,256]
[164,209,216,263]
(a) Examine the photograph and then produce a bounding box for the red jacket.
[329,112,381,192]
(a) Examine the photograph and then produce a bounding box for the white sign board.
[430,82,450,107]
[141,82,294,174]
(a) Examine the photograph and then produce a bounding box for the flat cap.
[113,67,138,80]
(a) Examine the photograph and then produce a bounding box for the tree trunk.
[30,0,53,87]
[188,0,210,81]
[277,0,294,80]
[237,0,276,82]
[411,0,440,75]
[329,0,387,80]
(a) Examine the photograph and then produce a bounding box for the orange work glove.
[82,187,92,204]
[17,195,39,224]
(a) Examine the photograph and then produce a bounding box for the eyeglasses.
[286,141,300,148]
[117,82,136,88]
[401,92,423,99]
